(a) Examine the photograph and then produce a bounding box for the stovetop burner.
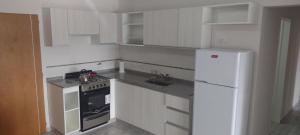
[65,70,110,92]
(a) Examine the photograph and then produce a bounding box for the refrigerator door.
[195,49,240,87]
[193,82,237,135]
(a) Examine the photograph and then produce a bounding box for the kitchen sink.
[145,77,172,86]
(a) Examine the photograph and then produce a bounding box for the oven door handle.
[84,110,110,121]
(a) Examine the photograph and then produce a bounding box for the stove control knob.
[92,86,95,89]
[103,84,106,86]
[89,87,92,90]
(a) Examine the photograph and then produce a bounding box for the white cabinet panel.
[166,94,190,113]
[68,9,99,35]
[166,109,190,129]
[141,88,165,135]
[151,9,178,46]
[115,81,142,126]
[143,11,153,45]
[99,13,118,43]
[92,13,118,44]
[42,8,69,46]
[115,81,165,135]
[179,7,203,48]
[48,84,80,135]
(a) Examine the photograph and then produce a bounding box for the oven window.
[88,94,105,110]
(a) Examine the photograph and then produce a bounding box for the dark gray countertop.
[97,69,194,99]
[47,76,80,88]
[47,69,194,99]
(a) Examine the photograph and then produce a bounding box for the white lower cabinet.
[115,81,165,135]
[165,123,189,135]
[48,83,80,135]
[115,81,191,135]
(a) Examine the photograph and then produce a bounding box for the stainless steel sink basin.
[146,79,172,86]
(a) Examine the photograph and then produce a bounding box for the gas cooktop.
[65,70,110,92]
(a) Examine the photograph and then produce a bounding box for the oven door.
[80,87,110,131]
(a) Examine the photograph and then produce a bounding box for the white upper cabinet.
[99,13,118,44]
[92,13,118,44]
[42,8,69,46]
[121,12,144,45]
[152,9,178,46]
[143,9,178,46]
[178,7,203,48]
[143,11,153,45]
[67,9,99,35]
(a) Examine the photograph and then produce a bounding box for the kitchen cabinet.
[143,9,178,46]
[143,11,153,45]
[68,9,99,35]
[166,94,190,113]
[121,12,144,45]
[141,87,165,135]
[47,84,80,135]
[115,81,193,135]
[42,8,69,46]
[178,7,203,48]
[115,81,165,135]
[152,9,178,46]
[165,94,191,135]
[115,81,143,126]
[92,13,118,44]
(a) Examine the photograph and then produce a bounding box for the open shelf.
[122,12,144,45]
[203,2,257,24]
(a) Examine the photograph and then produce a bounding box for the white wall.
[0,0,41,14]
[259,0,300,6]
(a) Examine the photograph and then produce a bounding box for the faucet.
[150,70,170,80]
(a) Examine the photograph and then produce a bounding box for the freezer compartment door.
[193,82,237,135]
[195,50,240,87]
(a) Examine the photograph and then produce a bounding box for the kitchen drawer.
[166,108,190,129]
[166,94,190,113]
[165,122,189,135]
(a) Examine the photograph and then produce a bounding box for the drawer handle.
[166,122,189,131]
[166,106,190,115]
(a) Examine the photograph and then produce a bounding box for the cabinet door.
[115,81,142,127]
[152,9,178,46]
[141,88,165,135]
[48,8,69,46]
[179,7,203,48]
[143,11,153,45]
[99,13,118,43]
[68,9,99,35]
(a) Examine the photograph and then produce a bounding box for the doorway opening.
[265,6,300,135]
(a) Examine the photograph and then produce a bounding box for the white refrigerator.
[193,49,254,135]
